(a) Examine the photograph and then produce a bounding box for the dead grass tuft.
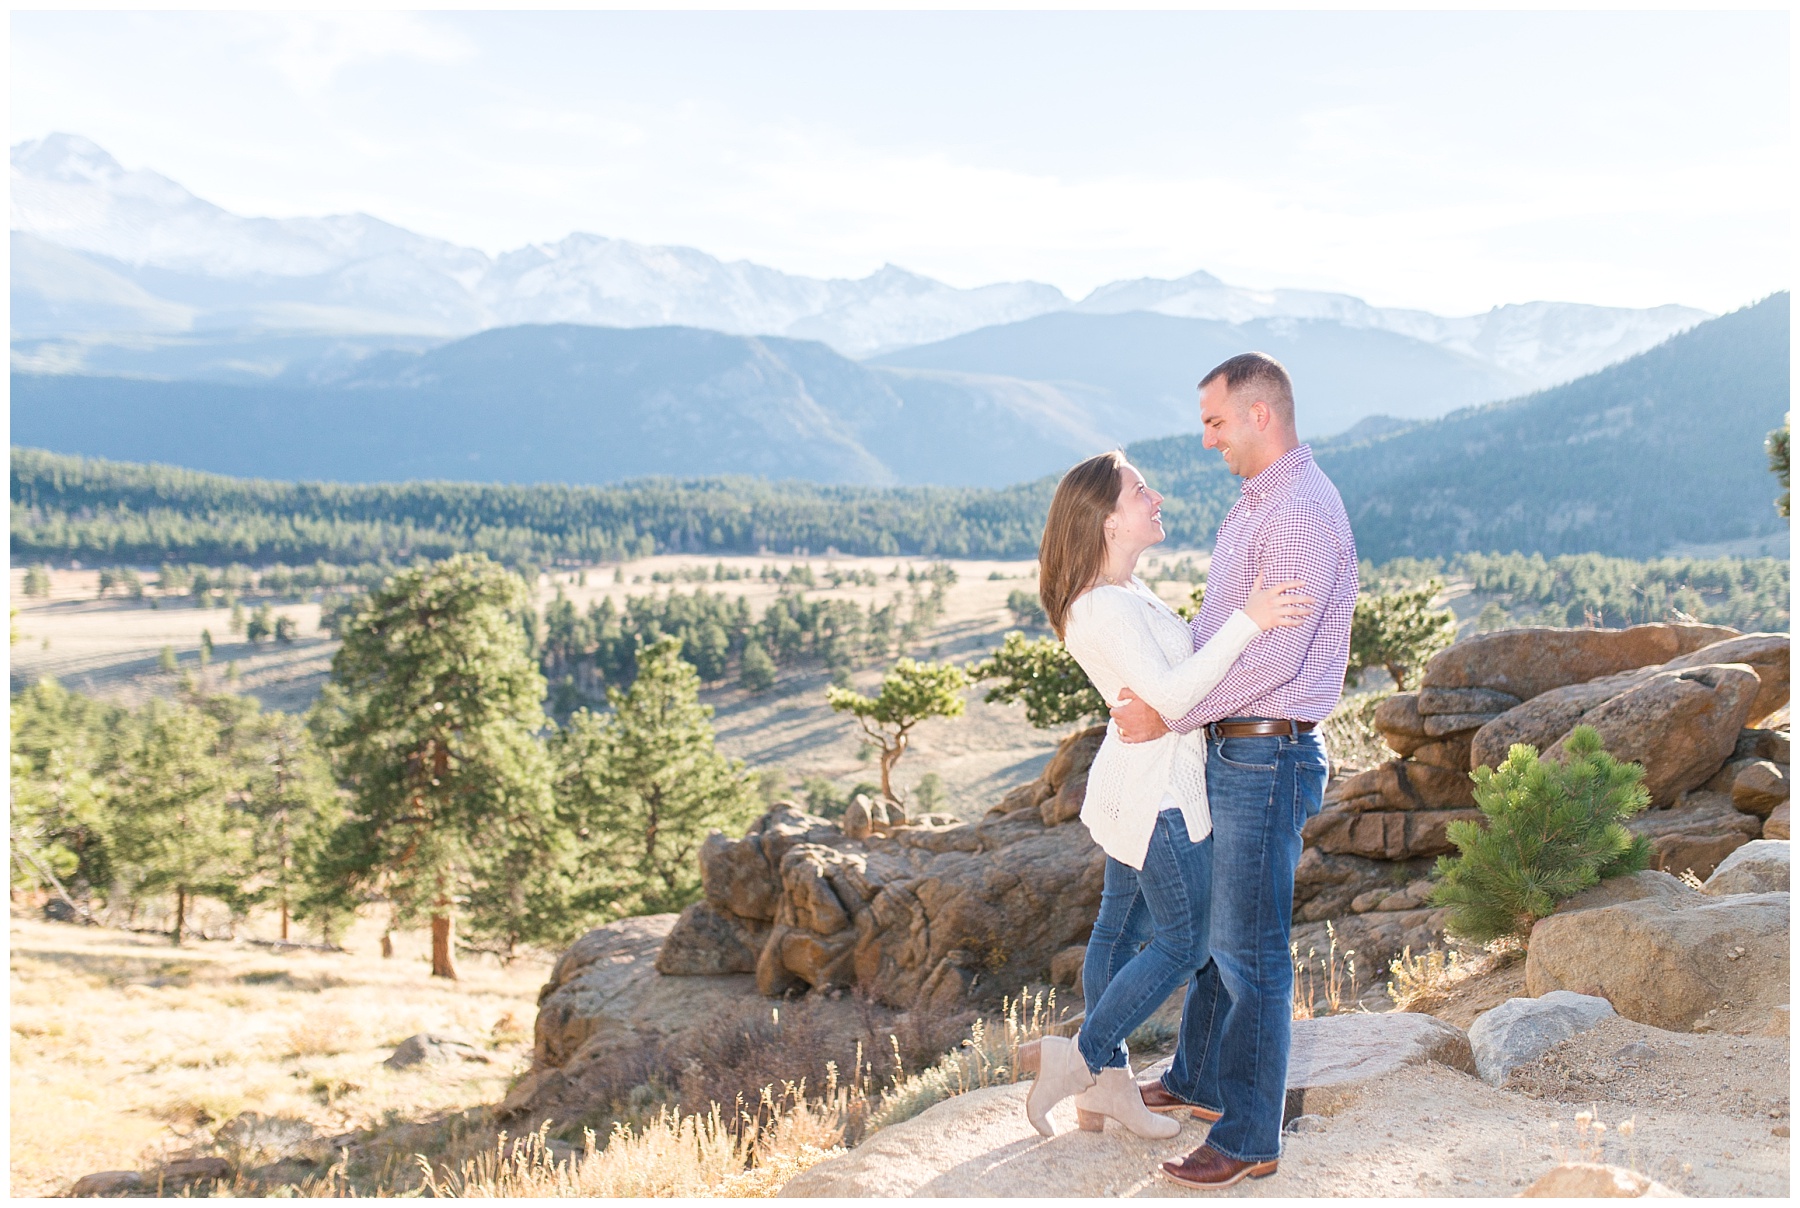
[1292,920,1362,1018]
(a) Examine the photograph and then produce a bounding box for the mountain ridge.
[14,132,1710,383]
[11,296,1788,565]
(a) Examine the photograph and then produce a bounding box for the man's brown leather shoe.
[1136,1079,1223,1122]
[1159,1144,1278,1189]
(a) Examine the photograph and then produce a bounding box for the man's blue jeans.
[1077,810,1212,1075]
[1161,728,1328,1162]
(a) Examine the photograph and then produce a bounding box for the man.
[1110,351,1356,1189]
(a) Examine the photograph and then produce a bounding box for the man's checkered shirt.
[1166,443,1358,732]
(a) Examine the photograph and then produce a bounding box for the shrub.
[1346,579,1457,690]
[970,631,1105,730]
[1429,725,1651,944]
[1004,589,1046,628]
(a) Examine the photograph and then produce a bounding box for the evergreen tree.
[1429,725,1651,944]
[913,771,947,814]
[107,701,248,944]
[1769,416,1790,518]
[552,637,757,918]
[826,657,969,803]
[971,631,1106,729]
[1346,580,1458,690]
[739,639,777,692]
[10,679,124,904]
[315,553,556,978]
[246,603,275,643]
[237,711,342,942]
[22,564,51,598]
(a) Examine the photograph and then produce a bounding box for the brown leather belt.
[1206,718,1316,739]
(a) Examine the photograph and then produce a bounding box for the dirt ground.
[1251,1022,1790,1199]
[7,912,548,1198]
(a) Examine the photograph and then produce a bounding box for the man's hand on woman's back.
[1111,687,1171,744]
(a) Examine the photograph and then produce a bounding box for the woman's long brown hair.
[1039,450,1127,639]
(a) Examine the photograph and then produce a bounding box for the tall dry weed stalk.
[866,989,1058,1130]
[1291,921,1360,1019]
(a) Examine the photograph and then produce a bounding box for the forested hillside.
[10,446,1055,566]
[12,297,1787,568]
[1132,293,1790,561]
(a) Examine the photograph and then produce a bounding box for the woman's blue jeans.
[1077,810,1213,1075]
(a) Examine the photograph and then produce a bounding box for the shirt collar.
[1240,444,1312,501]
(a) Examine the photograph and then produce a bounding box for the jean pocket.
[1290,755,1329,831]
[1213,736,1279,772]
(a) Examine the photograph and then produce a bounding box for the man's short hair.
[1199,352,1294,421]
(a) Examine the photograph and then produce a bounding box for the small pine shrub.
[1429,725,1651,944]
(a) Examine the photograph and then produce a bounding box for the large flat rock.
[783,1011,1475,1198]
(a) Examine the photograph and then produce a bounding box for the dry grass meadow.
[8,909,548,1196]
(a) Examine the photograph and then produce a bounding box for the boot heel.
[1076,1108,1106,1132]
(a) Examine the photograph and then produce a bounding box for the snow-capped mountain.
[13,133,1711,384]
[1076,270,1711,386]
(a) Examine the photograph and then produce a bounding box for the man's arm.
[1160,499,1343,733]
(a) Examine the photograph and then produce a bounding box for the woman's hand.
[1241,572,1313,632]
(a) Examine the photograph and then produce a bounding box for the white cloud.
[255,12,477,94]
[8,9,1788,315]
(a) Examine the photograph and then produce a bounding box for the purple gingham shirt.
[1166,444,1357,731]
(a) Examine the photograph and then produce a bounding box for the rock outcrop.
[1321,625,1787,963]
[655,726,1110,1011]
[1525,870,1790,1033]
[1415,623,1737,704]
[1627,791,1762,880]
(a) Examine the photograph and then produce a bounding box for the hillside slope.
[873,309,1532,438]
[11,324,1110,489]
[1130,293,1791,561]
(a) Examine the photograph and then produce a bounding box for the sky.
[10,8,1792,315]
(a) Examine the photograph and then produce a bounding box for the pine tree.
[739,639,777,692]
[971,631,1106,729]
[1347,580,1458,690]
[237,711,342,943]
[107,701,249,944]
[316,553,556,978]
[22,564,52,598]
[826,657,969,803]
[1769,416,1790,518]
[10,679,125,904]
[1429,725,1652,944]
[553,636,758,918]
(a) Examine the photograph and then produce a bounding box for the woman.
[1020,450,1310,1139]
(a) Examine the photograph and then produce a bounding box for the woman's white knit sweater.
[1062,578,1261,869]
